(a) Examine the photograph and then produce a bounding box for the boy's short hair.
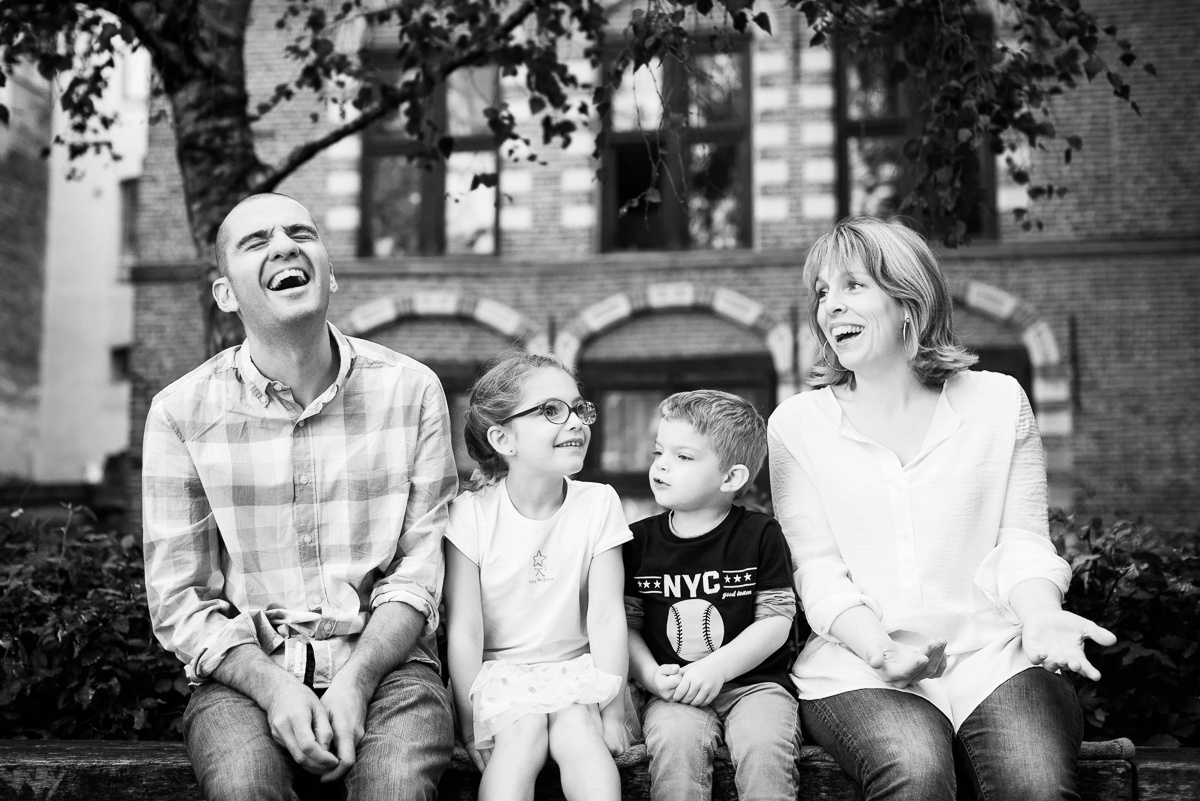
[659,390,767,498]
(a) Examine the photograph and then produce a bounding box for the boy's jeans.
[800,667,1082,801]
[183,662,454,801]
[641,681,801,801]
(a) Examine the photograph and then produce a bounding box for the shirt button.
[273,382,283,390]
[297,420,306,428]
[311,595,322,605]
[303,534,314,545]
[299,474,309,484]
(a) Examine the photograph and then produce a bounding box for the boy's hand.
[650,663,683,700]
[673,659,726,707]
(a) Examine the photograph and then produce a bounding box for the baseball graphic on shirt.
[666,599,725,662]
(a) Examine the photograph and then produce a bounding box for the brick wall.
[0,64,51,480]
[129,0,1200,528]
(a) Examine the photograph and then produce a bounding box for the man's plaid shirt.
[142,324,457,686]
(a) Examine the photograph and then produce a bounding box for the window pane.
[688,142,744,249]
[610,139,666,250]
[367,156,423,257]
[845,51,905,122]
[445,149,497,255]
[611,63,665,131]
[447,66,499,138]
[689,52,745,128]
[848,135,905,218]
[599,391,662,473]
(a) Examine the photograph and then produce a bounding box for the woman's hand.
[863,637,948,689]
[1021,609,1116,681]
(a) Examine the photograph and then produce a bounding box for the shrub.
[1056,512,1200,747]
[0,505,188,740]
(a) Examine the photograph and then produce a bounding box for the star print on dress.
[530,550,552,583]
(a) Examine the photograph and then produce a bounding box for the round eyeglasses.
[500,399,598,426]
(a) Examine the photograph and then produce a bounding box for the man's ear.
[720,464,750,496]
[329,268,338,294]
[486,425,515,457]
[212,277,239,314]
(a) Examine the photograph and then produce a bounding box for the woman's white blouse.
[768,370,1072,725]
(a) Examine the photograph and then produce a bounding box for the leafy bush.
[0,505,188,739]
[1056,512,1200,747]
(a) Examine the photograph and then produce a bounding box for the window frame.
[599,36,754,252]
[834,20,997,238]
[359,58,501,258]
[578,354,776,499]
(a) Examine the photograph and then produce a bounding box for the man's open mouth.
[268,268,310,291]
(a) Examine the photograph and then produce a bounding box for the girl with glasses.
[444,351,632,801]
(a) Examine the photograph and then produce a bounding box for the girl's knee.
[548,704,602,740]
[493,714,551,756]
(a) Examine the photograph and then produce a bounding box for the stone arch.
[336,290,542,345]
[950,277,1075,508]
[553,282,798,402]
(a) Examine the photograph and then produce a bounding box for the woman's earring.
[821,339,833,365]
[902,316,911,341]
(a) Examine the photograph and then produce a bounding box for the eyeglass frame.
[499,398,598,426]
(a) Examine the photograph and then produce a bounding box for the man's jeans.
[183,662,454,801]
[641,681,801,801]
[800,667,1083,801]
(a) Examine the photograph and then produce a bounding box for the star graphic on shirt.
[742,572,752,582]
[533,551,546,568]
[654,579,661,588]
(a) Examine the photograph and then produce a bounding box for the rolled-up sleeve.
[142,402,258,682]
[768,424,882,643]
[370,376,458,637]
[973,384,1072,622]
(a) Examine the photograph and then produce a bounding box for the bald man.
[143,194,457,800]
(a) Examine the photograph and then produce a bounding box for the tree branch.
[255,0,538,192]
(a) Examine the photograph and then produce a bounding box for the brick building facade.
[0,64,51,481]
[129,0,1200,527]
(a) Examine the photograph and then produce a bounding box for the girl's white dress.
[445,477,633,747]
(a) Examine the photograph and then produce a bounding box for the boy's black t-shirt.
[623,505,798,695]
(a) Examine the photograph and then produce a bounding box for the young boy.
[623,390,800,801]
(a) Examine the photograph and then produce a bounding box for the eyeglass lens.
[543,400,596,424]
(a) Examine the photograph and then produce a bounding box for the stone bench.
[0,739,1159,800]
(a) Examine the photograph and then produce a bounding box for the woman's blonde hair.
[462,350,579,491]
[803,216,977,389]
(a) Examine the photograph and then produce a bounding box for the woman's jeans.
[183,662,454,801]
[800,667,1083,801]
[641,681,801,801]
